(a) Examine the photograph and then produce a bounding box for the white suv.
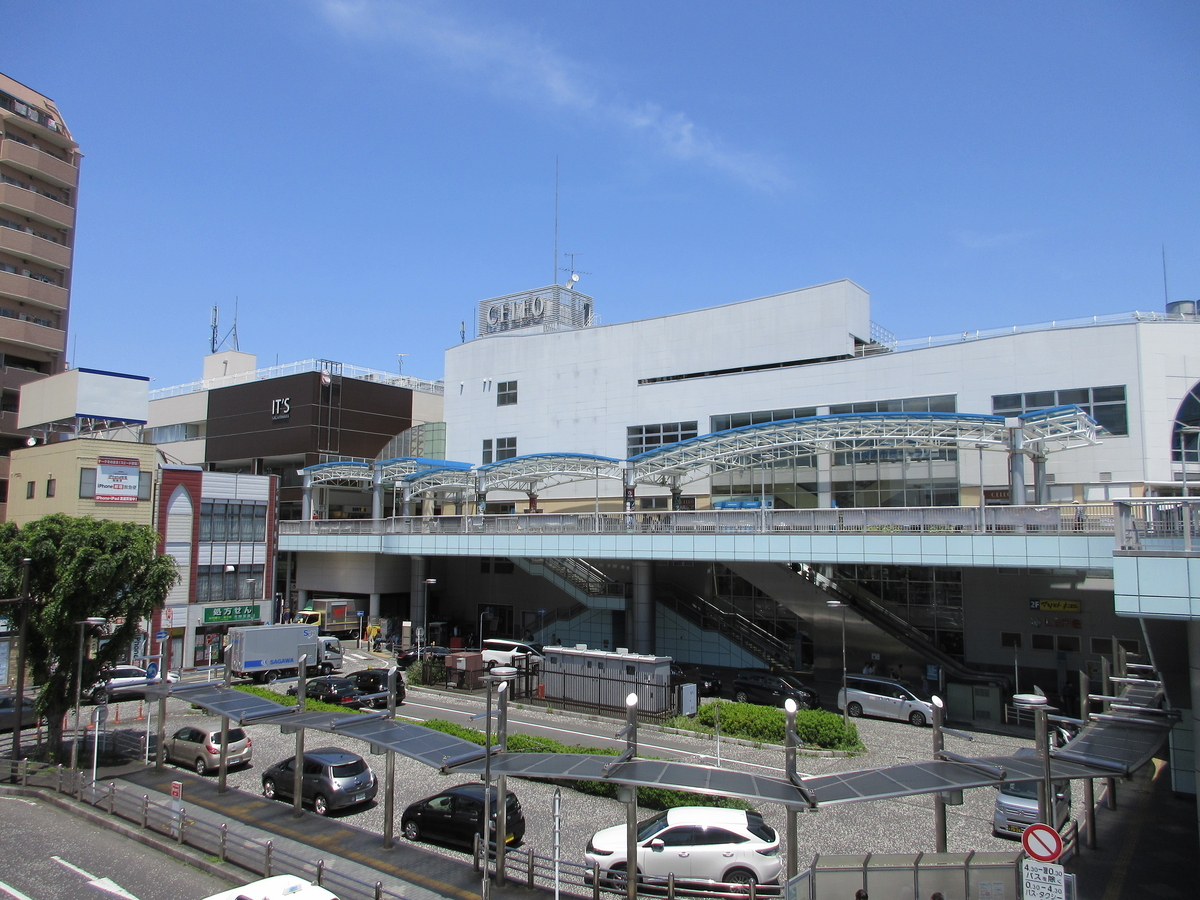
[585,807,781,889]
[837,675,935,726]
[480,639,544,670]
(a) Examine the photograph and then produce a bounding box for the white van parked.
[992,749,1073,838]
[480,638,544,669]
[836,675,935,726]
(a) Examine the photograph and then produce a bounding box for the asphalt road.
[0,794,232,900]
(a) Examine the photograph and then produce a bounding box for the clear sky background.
[3,1,1197,389]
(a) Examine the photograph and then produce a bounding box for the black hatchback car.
[344,668,406,708]
[286,676,366,707]
[731,669,820,709]
[401,782,525,847]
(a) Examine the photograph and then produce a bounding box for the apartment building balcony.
[0,364,48,389]
[0,107,77,153]
[0,269,68,310]
[0,225,71,269]
[0,182,74,230]
[0,314,64,354]
[0,140,78,189]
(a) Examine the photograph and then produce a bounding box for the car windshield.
[779,675,808,690]
[326,639,342,653]
[1001,781,1039,799]
[636,811,670,841]
[331,759,367,778]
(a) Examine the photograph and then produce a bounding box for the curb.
[0,783,250,887]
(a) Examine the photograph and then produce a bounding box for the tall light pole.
[71,617,106,770]
[827,600,848,730]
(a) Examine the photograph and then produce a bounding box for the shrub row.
[695,701,861,751]
[233,682,360,716]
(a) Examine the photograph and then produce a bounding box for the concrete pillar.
[372,467,383,520]
[401,487,412,517]
[817,451,833,508]
[298,589,310,610]
[633,560,654,655]
[670,484,683,510]
[1189,621,1200,840]
[301,474,313,520]
[1008,423,1027,506]
[369,592,381,618]
[410,556,428,644]
[1033,454,1048,505]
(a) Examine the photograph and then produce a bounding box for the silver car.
[837,675,935,726]
[166,725,253,775]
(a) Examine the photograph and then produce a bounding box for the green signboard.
[203,604,260,624]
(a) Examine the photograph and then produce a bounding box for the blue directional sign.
[155,630,168,641]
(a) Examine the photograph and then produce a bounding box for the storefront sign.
[203,604,259,624]
[1030,599,1082,612]
[96,456,140,503]
[271,397,291,421]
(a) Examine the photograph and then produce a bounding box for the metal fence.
[539,668,676,722]
[1115,498,1200,552]
[282,504,1118,539]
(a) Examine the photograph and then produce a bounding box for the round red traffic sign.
[1022,822,1063,862]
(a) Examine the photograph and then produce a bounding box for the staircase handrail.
[655,582,792,667]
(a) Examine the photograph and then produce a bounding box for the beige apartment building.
[0,73,80,519]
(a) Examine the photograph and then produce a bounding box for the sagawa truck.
[228,624,344,683]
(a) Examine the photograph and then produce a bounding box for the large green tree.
[0,514,178,759]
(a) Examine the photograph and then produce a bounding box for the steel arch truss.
[478,453,624,494]
[302,460,373,488]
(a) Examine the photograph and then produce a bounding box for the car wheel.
[606,864,636,889]
[403,820,421,841]
[263,778,277,800]
[313,794,329,816]
[725,868,758,892]
[909,710,927,727]
[92,688,108,705]
[735,691,748,703]
[847,702,863,717]
[194,758,208,776]
[320,663,332,676]
[263,670,279,684]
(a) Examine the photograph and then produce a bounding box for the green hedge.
[695,701,861,751]
[417,718,749,811]
[404,660,447,687]
[233,683,364,716]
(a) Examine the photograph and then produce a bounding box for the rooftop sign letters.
[96,456,140,503]
[485,295,547,331]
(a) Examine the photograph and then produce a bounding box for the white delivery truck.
[227,624,344,683]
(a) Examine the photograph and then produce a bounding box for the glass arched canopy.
[1172,380,1200,464]
[301,409,1101,500]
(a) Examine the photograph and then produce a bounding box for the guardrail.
[1115,498,1200,552]
[281,504,1118,539]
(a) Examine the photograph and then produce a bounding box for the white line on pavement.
[0,881,37,900]
[51,857,141,900]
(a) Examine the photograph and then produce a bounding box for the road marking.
[0,881,37,900]
[0,797,37,806]
[51,857,141,900]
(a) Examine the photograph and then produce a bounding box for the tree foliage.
[0,514,178,757]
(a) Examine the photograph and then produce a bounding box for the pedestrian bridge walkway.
[279,504,1120,569]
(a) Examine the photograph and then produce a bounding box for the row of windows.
[710,407,817,432]
[146,423,202,444]
[829,395,957,415]
[199,500,268,542]
[482,437,517,464]
[1001,633,1140,655]
[992,385,1127,435]
[196,564,265,604]
[627,421,698,455]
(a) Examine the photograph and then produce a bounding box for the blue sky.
[3,1,1197,388]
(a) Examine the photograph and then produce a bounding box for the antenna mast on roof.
[210,303,241,353]
[560,254,591,290]
[553,156,559,285]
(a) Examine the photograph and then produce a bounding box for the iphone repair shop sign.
[96,456,140,503]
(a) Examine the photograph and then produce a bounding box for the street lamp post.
[71,617,106,771]
[827,600,848,730]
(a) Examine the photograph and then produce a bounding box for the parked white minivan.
[480,638,544,670]
[836,675,935,726]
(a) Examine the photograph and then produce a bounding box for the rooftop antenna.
[1162,244,1170,307]
[553,156,559,285]
[229,297,240,351]
[560,253,591,290]
[210,306,219,354]
[460,321,466,343]
[396,353,408,376]
[210,302,242,353]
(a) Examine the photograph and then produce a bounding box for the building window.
[1056,635,1081,653]
[199,500,268,542]
[828,395,957,415]
[145,423,201,444]
[25,480,34,499]
[1000,632,1021,648]
[1031,634,1055,651]
[45,478,55,498]
[196,564,265,604]
[496,437,517,460]
[627,421,698,456]
[482,439,492,464]
[497,381,518,406]
[711,407,818,432]
[992,385,1127,436]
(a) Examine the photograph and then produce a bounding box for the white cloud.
[317,0,790,192]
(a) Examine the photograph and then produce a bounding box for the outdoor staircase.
[512,557,628,610]
[653,581,794,669]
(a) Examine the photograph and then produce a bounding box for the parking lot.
[110,650,1066,878]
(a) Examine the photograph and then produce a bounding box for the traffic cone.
[135,701,145,721]
[113,703,121,725]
